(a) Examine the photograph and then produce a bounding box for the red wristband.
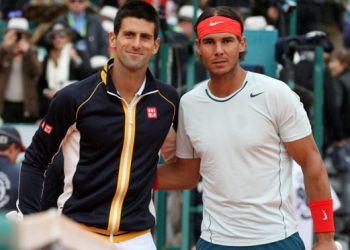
[309,198,335,233]
[152,173,159,191]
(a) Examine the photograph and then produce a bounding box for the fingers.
[3,30,17,47]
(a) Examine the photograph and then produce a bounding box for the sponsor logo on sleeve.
[41,121,53,134]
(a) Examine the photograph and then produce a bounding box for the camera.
[16,31,22,42]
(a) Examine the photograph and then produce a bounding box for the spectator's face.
[117,0,127,7]
[52,31,70,49]
[178,20,193,39]
[200,0,209,8]
[109,17,160,71]
[66,0,88,15]
[329,57,345,77]
[7,143,22,165]
[10,31,30,54]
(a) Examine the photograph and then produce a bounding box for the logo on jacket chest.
[147,107,158,119]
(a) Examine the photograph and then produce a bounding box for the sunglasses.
[69,0,86,3]
[53,31,68,39]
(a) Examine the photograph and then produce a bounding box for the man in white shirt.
[157,5,338,250]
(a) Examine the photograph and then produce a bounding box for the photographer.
[0,17,41,123]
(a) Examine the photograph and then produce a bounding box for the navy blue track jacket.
[18,59,179,240]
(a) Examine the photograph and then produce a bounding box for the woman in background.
[38,22,91,118]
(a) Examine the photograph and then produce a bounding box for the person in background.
[169,5,207,94]
[17,2,179,250]
[328,48,350,235]
[250,0,281,31]
[328,48,350,144]
[0,17,41,123]
[99,5,118,57]
[158,6,338,250]
[37,22,91,118]
[175,5,202,40]
[55,0,109,66]
[0,126,25,212]
[99,5,118,36]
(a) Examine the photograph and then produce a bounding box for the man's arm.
[18,86,77,215]
[284,134,337,250]
[159,127,176,164]
[157,157,201,190]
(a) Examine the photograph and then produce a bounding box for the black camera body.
[16,31,22,42]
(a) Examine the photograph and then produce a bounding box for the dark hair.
[332,48,350,69]
[113,0,160,40]
[194,6,246,60]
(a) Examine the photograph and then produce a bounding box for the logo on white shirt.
[209,21,224,27]
[250,92,264,98]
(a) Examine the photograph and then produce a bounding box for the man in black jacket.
[17,1,179,249]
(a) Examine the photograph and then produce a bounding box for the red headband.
[196,16,242,40]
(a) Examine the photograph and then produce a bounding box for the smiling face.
[109,17,160,72]
[196,32,246,76]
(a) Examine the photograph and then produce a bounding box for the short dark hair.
[113,0,160,40]
[194,6,246,60]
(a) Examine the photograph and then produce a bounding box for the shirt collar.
[68,11,86,20]
[106,63,146,97]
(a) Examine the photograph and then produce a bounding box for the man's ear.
[109,32,117,49]
[239,36,247,53]
[152,37,160,55]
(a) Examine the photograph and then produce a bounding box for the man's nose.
[131,36,141,48]
[214,42,224,54]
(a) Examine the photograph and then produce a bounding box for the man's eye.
[203,40,213,45]
[141,35,152,41]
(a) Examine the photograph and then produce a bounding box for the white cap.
[7,17,30,33]
[90,55,108,69]
[244,16,268,30]
[178,5,202,21]
[102,20,114,33]
[99,5,118,20]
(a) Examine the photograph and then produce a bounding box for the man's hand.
[3,30,17,47]
[312,233,339,250]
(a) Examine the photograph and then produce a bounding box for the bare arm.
[284,134,336,249]
[284,134,330,201]
[158,157,201,190]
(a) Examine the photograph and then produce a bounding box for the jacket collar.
[101,58,159,96]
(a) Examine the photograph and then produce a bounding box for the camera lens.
[16,32,22,41]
